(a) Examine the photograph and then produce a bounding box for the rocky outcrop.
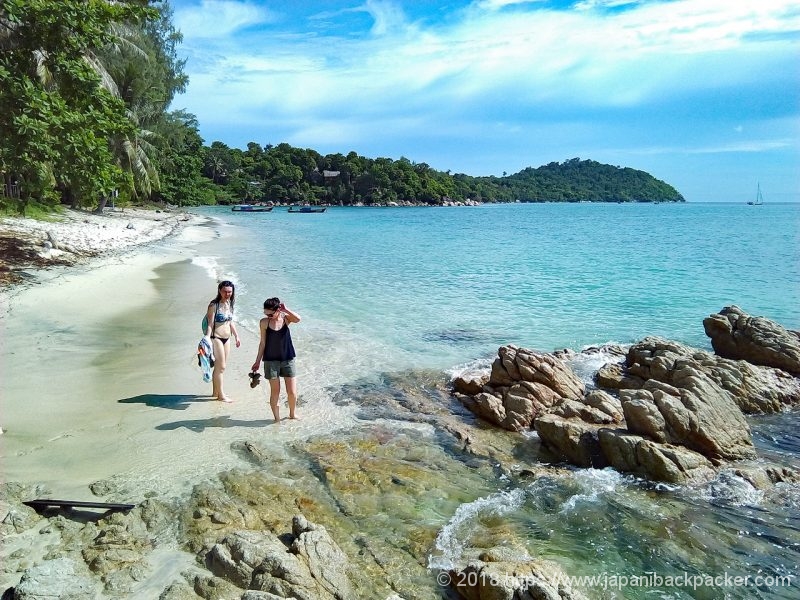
[619,375,755,463]
[204,516,355,599]
[533,390,623,468]
[12,557,99,600]
[454,336,798,483]
[597,430,716,483]
[704,306,800,375]
[454,346,585,431]
[597,336,800,414]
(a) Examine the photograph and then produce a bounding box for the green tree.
[0,0,152,211]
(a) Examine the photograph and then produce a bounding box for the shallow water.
[195,202,799,598]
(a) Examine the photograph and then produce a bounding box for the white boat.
[747,183,764,205]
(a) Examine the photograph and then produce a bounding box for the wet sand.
[1,221,272,501]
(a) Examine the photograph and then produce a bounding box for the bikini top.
[214,303,233,323]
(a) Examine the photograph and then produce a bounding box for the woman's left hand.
[235,337,241,348]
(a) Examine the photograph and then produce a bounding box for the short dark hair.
[263,297,280,310]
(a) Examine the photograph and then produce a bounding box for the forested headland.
[0,0,684,215]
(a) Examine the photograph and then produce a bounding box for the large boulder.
[456,346,585,431]
[704,305,800,375]
[447,550,588,600]
[534,342,760,482]
[533,390,623,468]
[13,557,99,600]
[205,516,355,600]
[620,374,756,463]
[598,430,715,484]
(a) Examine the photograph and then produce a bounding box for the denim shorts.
[264,359,296,379]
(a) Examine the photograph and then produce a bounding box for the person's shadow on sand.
[156,416,272,432]
[118,394,212,410]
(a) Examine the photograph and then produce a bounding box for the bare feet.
[218,396,233,403]
[288,414,299,420]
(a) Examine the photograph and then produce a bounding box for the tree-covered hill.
[495,158,684,203]
[198,143,684,206]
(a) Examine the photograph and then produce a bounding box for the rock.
[192,575,243,600]
[457,346,585,431]
[452,373,488,396]
[158,582,198,600]
[290,515,355,599]
[13,557,98,600]
[598,430,715,483]
[610,337,800,414]
[448,557,587,600]
[46,230,59,249]
[595,362,645,390]
[240,591,287,600]
[704,306,800,374]
[534,414,607,468]
[206,530,280,589]
[126,222,135,229]
[204,517,355,600]
[158,582,199,600]
[622,371,757,463]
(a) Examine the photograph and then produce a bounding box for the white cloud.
[170,0,799,195]
[173,0,278,39]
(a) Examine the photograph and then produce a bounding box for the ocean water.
[193,202,800,598]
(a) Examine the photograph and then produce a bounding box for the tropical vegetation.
[0,0,684,216]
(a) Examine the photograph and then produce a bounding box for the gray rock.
[206,530,281,589]
[612,336,800,414]
[290,515,355,599]
[534,414,607,468]
[205,517,355,600]
[598,430,715,483]
[448,558,588,600]
[13,557,98,600]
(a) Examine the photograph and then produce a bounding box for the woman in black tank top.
[251,297,301,422]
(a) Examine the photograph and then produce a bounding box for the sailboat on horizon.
[747,183,764,205]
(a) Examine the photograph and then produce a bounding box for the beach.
[0,208,316,496]
[0,208,378,597]
[1,204,798,599]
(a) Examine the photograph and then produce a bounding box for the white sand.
[0,210,357,504]
[1,206,189,261]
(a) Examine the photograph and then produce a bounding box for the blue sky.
[168,0,800,202]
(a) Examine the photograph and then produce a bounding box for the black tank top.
[263,323,296,361]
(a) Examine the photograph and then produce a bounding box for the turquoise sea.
[194,202,800,599]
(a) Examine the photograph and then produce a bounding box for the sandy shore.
[0,207,366,594]
[1,208,270,493]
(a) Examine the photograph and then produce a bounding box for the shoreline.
[0,206,360,495]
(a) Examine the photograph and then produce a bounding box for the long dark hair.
[212,280,235,311]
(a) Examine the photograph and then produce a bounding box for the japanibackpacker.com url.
[439,570,796,592]
[553,572,794,592]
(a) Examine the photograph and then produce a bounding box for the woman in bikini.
[251,297,301,422]
[205,280,240,402]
